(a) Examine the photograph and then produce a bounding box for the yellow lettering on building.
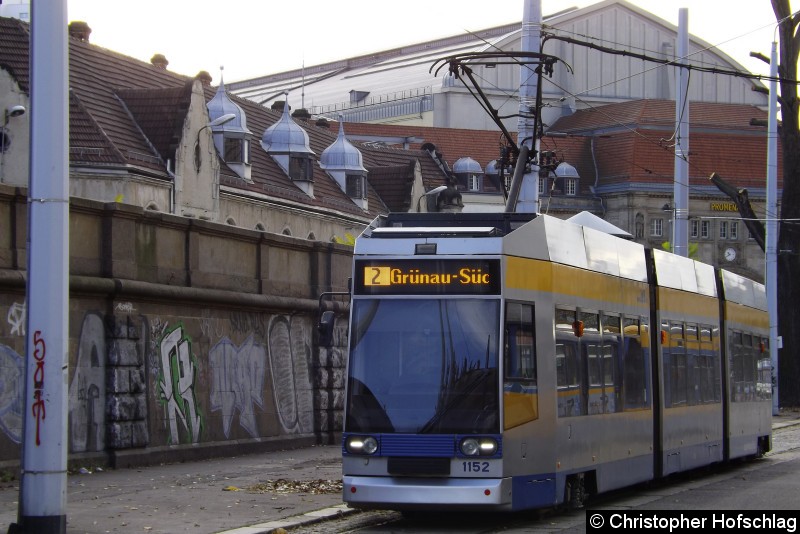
[710,202,738,212]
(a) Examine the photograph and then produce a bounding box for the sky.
[62,0,784,84]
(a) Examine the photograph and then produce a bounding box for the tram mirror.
[318,310,336,347]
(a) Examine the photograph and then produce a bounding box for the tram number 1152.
[463,461,490,473]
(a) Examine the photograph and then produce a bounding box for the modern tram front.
[342,256,511,510]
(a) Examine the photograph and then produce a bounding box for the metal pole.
[15,0,70,532]
[766,40,780,415]
[673,8,689,257]
[515,0,541,213]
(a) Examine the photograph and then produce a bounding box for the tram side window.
[731,331,745,402]
[622,316,649,410]
[556,307,583,417]
[504,302,538,428]
[505,303,536,381]
[685,323,700,406]
[582,311,614,415]
[757,337,772,401]
[601,313,621,414]
[666,321,688,408]
[743,334,756,401]
[698,325,720,403]
[731,331,756,402]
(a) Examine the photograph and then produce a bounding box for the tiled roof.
[0,16,29,92]
[0,16,459,219]
[548,100,781,192]
[366,162,416,213]
[329,122,514,170]
[117,84,193,164]
[551,99,768,134]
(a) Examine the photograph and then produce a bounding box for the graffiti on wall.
[267,315,313,434]
[68,312,106,453]
[0,344,23,443]
[7,302,25,337]
[157,323,203,444]
[31,330,46,446]
[209,334,266,438]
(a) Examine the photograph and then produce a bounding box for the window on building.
[538,176,546,195]
[468,174,480,192]
[565,178,577,196]
[701,220,710,239]
[650,218,664,237]
[224,138,249,163]
[691,219,699,238]
[730,221,739,240]
[719,221,728,239]
[289,155,313,180]
[0,130,10,153]
[346,174,366,199]
[635,213,644,239]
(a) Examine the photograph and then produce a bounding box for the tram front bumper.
[343,475,512,509]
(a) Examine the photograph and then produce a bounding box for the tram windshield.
[346,298,500,434]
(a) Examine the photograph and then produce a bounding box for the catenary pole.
[515,0,541,213]
[766,40,779,415]
[12,0,70,533]
[673,8,689,257]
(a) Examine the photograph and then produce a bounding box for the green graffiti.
[156,323,203,444]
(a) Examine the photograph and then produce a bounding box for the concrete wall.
[0,183,352,468]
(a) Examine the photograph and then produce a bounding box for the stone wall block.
[108,339,141,366]
[107,394,137,421]
[106,315,127,339]
[106,368,130,394]
[134,394,147,420]
[107,422,132,449]
[131,420,149,448]
[126,315,140,340]
[129,368,145,393]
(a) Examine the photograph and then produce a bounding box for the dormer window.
[206,73,254,182]
[224,137,250,164]
[319,119,369,210]
[453,157,484,193]
[565,178,577,196]
[346,174,366,199]
[261,93,316,196]
[289,155,313,181]
[554,161,580,197]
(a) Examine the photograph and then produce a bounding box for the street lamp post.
[417,185,448,212]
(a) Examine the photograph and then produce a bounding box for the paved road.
[303,413,800,533]
[0,412,797,534]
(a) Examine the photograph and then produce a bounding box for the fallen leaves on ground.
[245,478,343,495]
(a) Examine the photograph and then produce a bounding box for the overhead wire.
[449,14,792,224]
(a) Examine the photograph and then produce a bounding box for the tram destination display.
[354,258,501,295]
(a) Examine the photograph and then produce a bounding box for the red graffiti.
[32,330,46,446]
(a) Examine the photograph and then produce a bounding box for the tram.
[322,211,772,511]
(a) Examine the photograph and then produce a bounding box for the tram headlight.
[345,435,379,455]
[459,437,498,456]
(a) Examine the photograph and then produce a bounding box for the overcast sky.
[63,0,782,83]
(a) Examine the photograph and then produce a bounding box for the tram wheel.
[564,473,586,509]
